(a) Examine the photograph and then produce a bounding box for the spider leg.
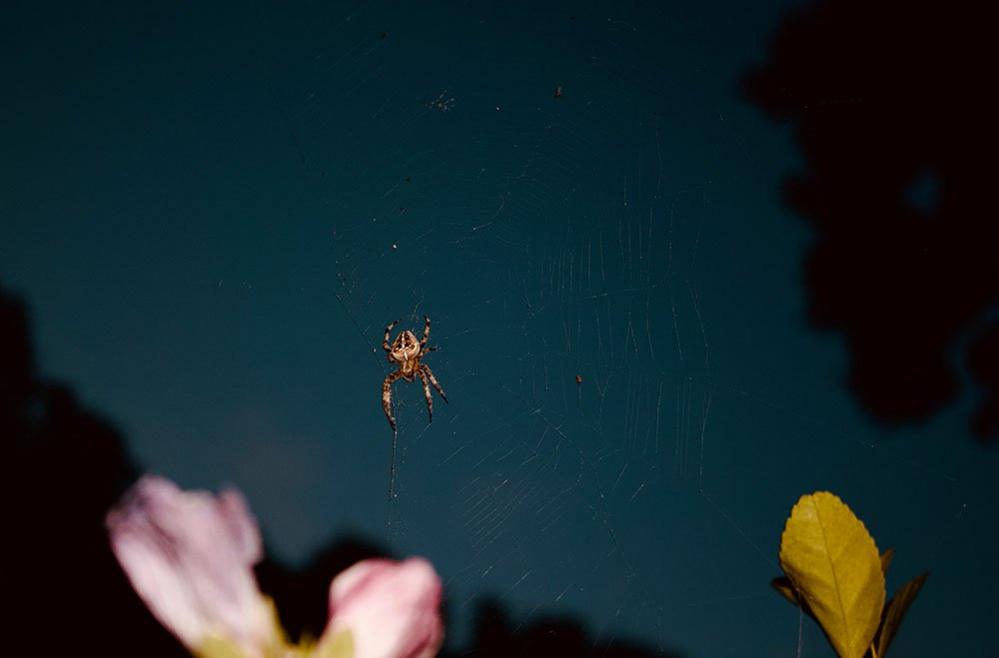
[382,371,404,431]
[382,320,398,352]
[421,363,448,404]
[417,368,434,423]
[420,315,431,347]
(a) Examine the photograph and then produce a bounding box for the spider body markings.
[381,315,448,431]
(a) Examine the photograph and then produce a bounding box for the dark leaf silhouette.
[0,284,186,657]
[441,599,682,658]
[744,0,998,439]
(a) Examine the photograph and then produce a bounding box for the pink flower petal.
[106,476,276,657]
[325,557,443,658]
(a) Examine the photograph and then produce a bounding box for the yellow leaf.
[779,492,886,658]
[875,572,928,658]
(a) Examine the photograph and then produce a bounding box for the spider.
[381,315,448,431]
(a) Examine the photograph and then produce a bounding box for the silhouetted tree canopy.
[744,0,997,440]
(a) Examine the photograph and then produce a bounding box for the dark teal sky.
[2,1,995,656]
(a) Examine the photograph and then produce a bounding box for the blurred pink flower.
[106,475,443,658]
[106,476,276,657]
[325,558,443,658]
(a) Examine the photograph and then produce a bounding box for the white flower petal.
[106,476,276,658]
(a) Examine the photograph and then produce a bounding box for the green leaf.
[314,629,354,658]
[880,548,895,575]
[779,492,886,658]
[875,572,928,658]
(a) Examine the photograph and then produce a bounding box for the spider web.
[247,3,997,656]
[243,4,995,656]
[3,1,987,656]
